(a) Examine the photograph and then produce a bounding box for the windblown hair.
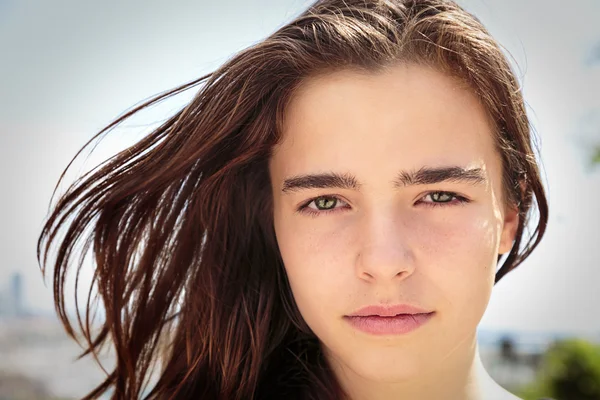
[38,0,548,399]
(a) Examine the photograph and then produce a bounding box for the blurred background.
[1,0,599,399]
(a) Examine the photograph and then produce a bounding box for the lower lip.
[344,312,435,335]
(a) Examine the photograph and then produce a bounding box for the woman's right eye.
[297,195,349,217]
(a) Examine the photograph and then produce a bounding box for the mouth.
[344,312,435,335]
[347,304,434,318]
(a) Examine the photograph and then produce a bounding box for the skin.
[268,63,521,400]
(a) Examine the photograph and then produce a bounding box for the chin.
[341,352,424,383]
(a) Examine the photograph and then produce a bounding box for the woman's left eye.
[297,191,469,217]
[418,191,470,208]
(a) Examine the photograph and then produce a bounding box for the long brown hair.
[38,0,548,398]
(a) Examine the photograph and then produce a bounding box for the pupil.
[317,197,336,209]
[433,192,451,202]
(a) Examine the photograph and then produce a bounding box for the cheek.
[273,212,352,322]
[413,209,501,317]
[413,207,500,271]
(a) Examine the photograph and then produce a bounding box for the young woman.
[38,0,549,399]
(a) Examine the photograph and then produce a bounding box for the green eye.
[315,197,337,210]
[430,192,454,202]
[297,195,348,216]
[419,191,470,208]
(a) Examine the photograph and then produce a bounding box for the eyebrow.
[281,166,486,194]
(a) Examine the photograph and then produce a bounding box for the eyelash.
[296,191,470,217]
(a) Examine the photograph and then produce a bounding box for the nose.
[355,209,416,282]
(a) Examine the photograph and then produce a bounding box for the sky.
[1,0,599,335]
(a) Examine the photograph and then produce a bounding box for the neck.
[328,332,515,400]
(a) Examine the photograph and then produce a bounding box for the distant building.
[11,272,24,316]
[0,290,8,316]
[0,272,27,318]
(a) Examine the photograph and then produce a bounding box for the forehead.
[271,64,498,181]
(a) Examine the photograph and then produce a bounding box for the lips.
[347,304,433,317]
[344,312,434,335]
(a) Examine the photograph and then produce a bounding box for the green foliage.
[517,338,600,400]
[593,146,600,165]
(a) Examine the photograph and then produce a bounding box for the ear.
[498,202,520,255]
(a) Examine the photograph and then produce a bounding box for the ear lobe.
[499,203,520,255]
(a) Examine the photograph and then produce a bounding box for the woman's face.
[268,64,519,384]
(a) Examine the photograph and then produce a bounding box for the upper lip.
[347,304,434,317]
